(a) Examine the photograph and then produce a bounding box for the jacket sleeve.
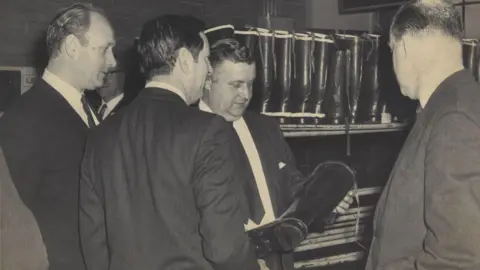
[414,112,480,269]
[192,116,259,270]
[79,141,109,270]
[0,150,49,270]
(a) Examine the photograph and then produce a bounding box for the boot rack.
[280,121,408,137]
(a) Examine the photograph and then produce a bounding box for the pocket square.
[279,162,286,169]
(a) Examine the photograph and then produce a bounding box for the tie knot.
[98,104,108,119]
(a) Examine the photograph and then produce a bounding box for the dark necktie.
[81,94,96,128]
[230,122,266,224]
[98,104,107,121]
[245,175,266,224]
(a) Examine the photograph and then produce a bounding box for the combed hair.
[390,0,463,42]
[46,2,106,58]
[136,15,206,80]
[209,38,255,69]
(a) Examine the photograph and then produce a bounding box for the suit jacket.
[366,70,480,269]
[242,111,306,270]
[0,80,88,270]
[106,94,129,117]
[79,88,259,270]
[0,147,49,270]
[85,91,130,120]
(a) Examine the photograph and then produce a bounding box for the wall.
[306,0,480,36]
[458,4,480,38]
[0,0,306,67]
[306,0,374,31]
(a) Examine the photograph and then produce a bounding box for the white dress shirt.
[145,81,186,103]
[198,100,276,231]
[42,69,99,127]
[99,92,124,120]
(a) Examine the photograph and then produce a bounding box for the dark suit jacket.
[106,94,129,117]
[366,70,480,269]
[86,91,130,120]
[0,80,88,270]
[79,88,259,270]
[1,147,49,270]
[242,111,306,270]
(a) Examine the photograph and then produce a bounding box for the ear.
[64,34,80,60]
[401,35,418,59]
[177,47,193,76]
[203,74,212,93]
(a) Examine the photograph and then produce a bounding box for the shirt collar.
[198,99,245,125]
[102,92,124,108]
[42,69,83,98]
[145,81,186,103]
[198,99,213,113]
[42,69,99,126]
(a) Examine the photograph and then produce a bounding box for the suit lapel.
[38,80,89,133]
[108,96,127,117]
[374,112,426,226]
[243,114,280,216]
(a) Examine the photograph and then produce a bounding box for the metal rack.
[293,187,382,269]
[281,122,409,137]
[276,118,408,268]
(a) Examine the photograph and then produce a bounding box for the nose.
[108,51,117,70]
[238,85,251,99]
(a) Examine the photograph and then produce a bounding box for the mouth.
[233,101,248,108]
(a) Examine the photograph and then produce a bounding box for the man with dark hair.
[79,15,259,270]
[366,0,480,269]
[0,2,116,270]
[200,38,353,270]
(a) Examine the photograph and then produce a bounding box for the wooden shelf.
[281,122,409,137]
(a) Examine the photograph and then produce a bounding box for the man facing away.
[79,15,259,270]
[366,0,480,269]
[0,3,116,270]
[200,38,353,270]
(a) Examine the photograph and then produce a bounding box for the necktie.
[81,94,96,128]
[230,122,265,224]
[98,104,107,121]
[245,174,266,224]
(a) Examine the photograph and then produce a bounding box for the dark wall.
[0,0,306,67]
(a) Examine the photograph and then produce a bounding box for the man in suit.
[79,15,259,270]
[95,69,127,120]
[0,3,116,270]
[200,38,353,270]
[366,1,480,269]
[1,146,49,270]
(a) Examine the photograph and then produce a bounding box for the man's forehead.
[212,61,255,80]
[215,60,254,71]
[87,13,115,44]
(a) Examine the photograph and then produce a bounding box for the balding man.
[367,1,480,269]
[0,3,116,269]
